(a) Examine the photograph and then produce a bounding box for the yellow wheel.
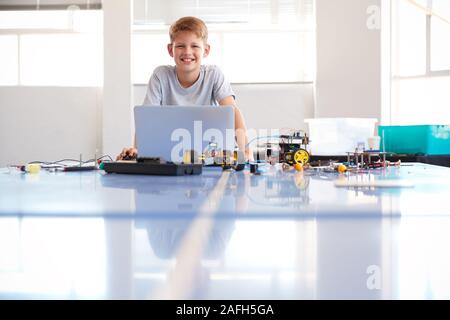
[294,149,309,165]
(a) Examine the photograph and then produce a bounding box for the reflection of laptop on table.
[103,105,235,176]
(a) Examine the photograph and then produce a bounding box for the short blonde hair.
[169,16,208,44]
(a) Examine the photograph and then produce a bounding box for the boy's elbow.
[219,95,236,108]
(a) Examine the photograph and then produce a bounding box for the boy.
[117,16,252,161]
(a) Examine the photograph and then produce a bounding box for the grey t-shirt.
[143,65,235,106]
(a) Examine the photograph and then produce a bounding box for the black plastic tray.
[102,161,202,176]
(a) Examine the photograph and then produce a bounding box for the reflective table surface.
[1,163,450,299]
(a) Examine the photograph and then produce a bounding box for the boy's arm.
[219,96,254,162]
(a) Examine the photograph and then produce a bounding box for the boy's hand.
[116,147,138,160]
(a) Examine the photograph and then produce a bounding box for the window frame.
[131,0,315,85]
[131,23,315,85]
[392,0,450,81]
[383,0,450,126]
[0,9,103,86]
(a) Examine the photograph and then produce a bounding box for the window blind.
[134,0,313,27]
[0,0,102,10]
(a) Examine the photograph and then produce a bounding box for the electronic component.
[255,130,310,167]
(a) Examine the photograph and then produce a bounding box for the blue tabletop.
[1,163,450,218]
[1,163,450,299]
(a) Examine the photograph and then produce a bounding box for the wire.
[245,135,281,148]
[27,154,113,167]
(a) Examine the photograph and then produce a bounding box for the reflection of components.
[250,163,260,174]
[293,172,309,189]
[257,130,310,166]
[264,172,310,207]
[248,170,310,208]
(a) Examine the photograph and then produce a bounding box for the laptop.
[103,105,235,175]
[135,105,235,163]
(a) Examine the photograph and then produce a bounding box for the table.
[1,163,450,299]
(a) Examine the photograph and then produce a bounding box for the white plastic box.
[304,118,378,155]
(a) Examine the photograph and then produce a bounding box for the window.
[430,0,450,71]
[0,35,18,85]
[0,1,103,86]
[389,0,450,125]
[132,0,315,84]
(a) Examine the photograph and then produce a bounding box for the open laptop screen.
[134,106,235,163]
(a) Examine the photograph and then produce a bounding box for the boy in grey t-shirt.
[117,16,252,161]
[143,64,234,106]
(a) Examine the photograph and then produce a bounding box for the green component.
[99,162,105,170]
[378,125,450,155]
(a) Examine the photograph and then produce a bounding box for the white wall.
[234,84,315,132]
[0,87,102,166]
[102,0,133,157]
[315,0,381,119]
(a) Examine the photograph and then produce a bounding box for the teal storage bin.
[378,125,450,155]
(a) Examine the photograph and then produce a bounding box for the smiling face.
[168,31,210,76]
